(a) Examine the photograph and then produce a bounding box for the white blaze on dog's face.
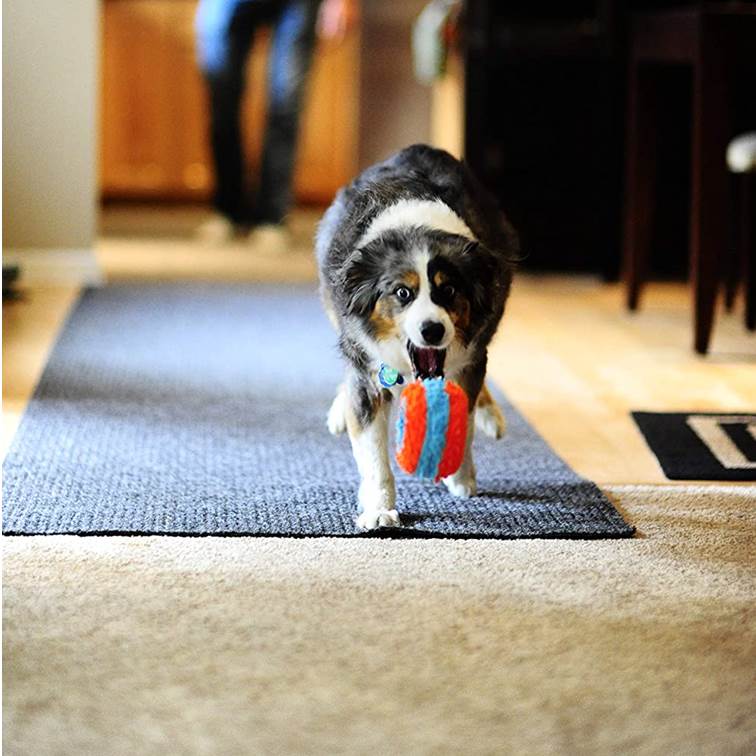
[402,249,454,351]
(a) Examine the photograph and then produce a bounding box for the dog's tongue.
[409,344,446,379]
[416,348,439,376]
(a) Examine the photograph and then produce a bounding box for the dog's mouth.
[407,341,446,379]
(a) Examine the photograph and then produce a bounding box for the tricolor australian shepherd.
[316,144,518,530]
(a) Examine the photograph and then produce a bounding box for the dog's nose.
[420,320,446,346]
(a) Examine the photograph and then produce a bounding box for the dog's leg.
[326,382,347,435]
[345,384,399,530]
[443,411,477,498]
[443,363,486,498]
[475,383,506,439]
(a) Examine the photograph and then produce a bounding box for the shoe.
[248,224,292,256]
[195,213,240,245]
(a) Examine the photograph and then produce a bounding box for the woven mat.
[3,284,633,538]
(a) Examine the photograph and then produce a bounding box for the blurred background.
[3,0,755,349]
[4,0,456,280]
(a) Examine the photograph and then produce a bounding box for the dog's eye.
[441,283,456,299]
[395,286,413,304]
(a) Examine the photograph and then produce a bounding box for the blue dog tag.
[378,363,404,388]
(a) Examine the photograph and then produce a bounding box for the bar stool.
[622,4,756,354]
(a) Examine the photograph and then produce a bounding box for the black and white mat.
[633,411,756,481]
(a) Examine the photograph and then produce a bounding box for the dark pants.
[196,0,318,224]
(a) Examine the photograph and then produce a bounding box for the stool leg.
[724,174,740,312]
[744,174,755,331]
[623,61,658,312]
[690,32,729,355]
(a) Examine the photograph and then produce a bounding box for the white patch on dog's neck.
[357,199,476,248]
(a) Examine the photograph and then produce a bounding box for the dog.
[315,144,518,530]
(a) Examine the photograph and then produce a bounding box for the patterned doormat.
[3,284,633,538]
[633,411,756,481]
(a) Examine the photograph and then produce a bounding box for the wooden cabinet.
[99,0,359,204]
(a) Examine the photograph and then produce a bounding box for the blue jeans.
[196,0,318,224]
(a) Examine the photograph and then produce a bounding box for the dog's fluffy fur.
[316,144,518,529]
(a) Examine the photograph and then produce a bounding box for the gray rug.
[2,284,633,538]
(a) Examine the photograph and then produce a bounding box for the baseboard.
[3,247,103,286]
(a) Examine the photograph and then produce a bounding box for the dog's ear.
[457,240,502,316]
[341,248,382,318]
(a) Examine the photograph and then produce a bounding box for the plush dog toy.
[395,378,468,481]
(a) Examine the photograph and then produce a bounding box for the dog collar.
[378,363,405,388]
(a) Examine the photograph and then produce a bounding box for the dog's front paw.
[475,402,506,440]
[356,508,402,530]
[326,386,347,435]
[443,473,477,498]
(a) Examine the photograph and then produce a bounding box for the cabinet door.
[100,0,359,203]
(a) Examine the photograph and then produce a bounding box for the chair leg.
[690,32,729,355]
[724,174,740,312]
[744,174,755,331]
[622,61,658,312]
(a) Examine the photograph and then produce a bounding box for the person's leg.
[254,0,319,225]
[196,0,257,226]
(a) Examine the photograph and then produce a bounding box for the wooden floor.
[3,206,755,485]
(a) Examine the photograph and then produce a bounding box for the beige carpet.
[3,484,755,756]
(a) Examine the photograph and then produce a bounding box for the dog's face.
[341,229,502,379]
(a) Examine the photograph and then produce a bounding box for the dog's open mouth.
[408,341,446,379]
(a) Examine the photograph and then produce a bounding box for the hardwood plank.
[488,276,756,484]
[2,286,80,458]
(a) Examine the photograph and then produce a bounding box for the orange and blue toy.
[395,378,468,481]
